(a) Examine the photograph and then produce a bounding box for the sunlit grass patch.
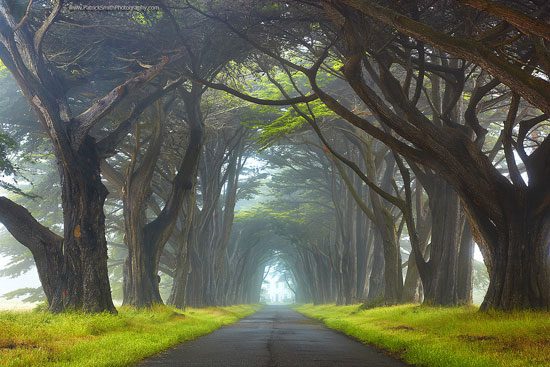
[295,304,549,367]
[0,304,260,367]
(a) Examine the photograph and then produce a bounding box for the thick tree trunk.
[121,205,164,307]
[370,190,402,304]
[122,237,163,307]
[317,1,549,311]
[0,4,176,313]
[34,243,65,310]
[402,182,430,303]
[381,228,402,304]
[480,202,550,310]
[121,112,164,308]
[366,153,403,304]
[122,89,203,308]
[57,136,116,313]
[421,179,462,305]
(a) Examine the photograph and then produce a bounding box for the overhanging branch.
[0,196,63,254]
[96,77,183,158]
[337,0,550,115]
[72,56,178,149]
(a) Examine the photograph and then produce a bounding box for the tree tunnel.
[1,0,546,314]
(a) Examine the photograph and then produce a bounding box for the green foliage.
[231,63,338,149]
[0,131,24,195]
[131,10,163,26]
[235,201,328,248]
[246,100,335,149]
[0,131,16,174]
[249,108,307,149]
[235,205,302,224]
[0,65,44,197]
[2,287,44,303]
[296,304,550,367]
[0,304,260,367]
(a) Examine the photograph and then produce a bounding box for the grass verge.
[295,304,549,367]
[0,304,260,367]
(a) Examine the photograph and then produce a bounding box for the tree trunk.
[367,229,385,301]
[121,208,164,307]
[457,222,473,304]
[365,152,403,304]
[123,249,163,307]
[167,206,195,309]
[122,89,203,308]
[121,110,164,308]
[479,199,550,310]
[356,217,371,299]
[380,225,402,304]
[57,136,116,313]
[316,3,549,310]
[401,250,422,303]
[421,179,462,305]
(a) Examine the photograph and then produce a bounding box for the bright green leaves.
[236,206,304,225]
[247,99,336,149]
[235,65,338,149]
[0,60,7,77]
[131,9,164,26]
[250,107,307,149]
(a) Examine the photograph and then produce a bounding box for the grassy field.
[295,304,549,367]
[0,304,260,367]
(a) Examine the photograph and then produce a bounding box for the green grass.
[0,304,260,367]
[295,304,550,367]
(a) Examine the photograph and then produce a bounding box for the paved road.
[137,305,408,367]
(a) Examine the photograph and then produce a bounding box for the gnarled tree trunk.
[123,88,204,308]
[59,136,116,312]
[477,194,550,310]
[422,178,463,305]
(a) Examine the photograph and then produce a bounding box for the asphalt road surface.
[137,305,408,367]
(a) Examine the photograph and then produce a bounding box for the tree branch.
[503,93,526,188]
[189,75,318,105]
[14,0,33,31]
[0,196,63,254]
[337,0,550,115]
[458,0,550,41]
[96,77,183,157]
[34,0,62,55]
[72,56,175,149]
